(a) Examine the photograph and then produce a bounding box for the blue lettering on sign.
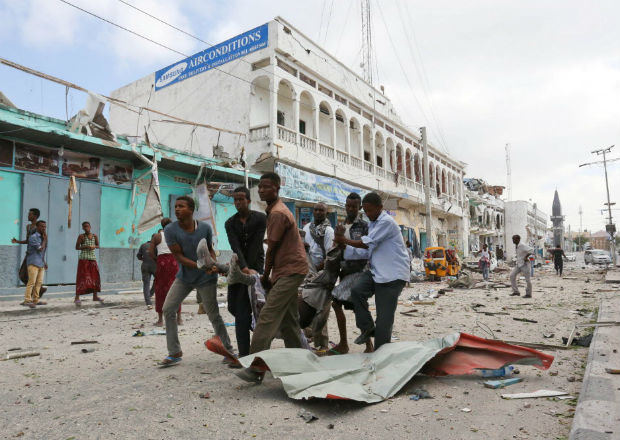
[154,23,268,91]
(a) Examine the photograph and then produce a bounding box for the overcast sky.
[1,0,618,234]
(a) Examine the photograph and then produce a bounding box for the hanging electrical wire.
[397,0,451,154]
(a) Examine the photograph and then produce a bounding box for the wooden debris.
[71,340,99,345]
[4,351,40,360]
[513,317,538,323]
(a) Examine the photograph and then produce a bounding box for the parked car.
[584,249,612,265]
[565,253,576,262]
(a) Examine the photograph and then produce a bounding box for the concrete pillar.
[292,95,299,143]
[370,129,376,167]
[358,126,363,159]
[314,105,320,140]
[345,118,351,155]
[331,114,337,148]
[270,76,278,148]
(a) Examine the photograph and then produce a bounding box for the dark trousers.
[141,267,155,305]
[227,283,253,357]
[351,271,405,350]
[554,259,563,276]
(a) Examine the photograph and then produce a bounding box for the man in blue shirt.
[23,220,48,308]
[158,195,232,367]
[334,192,410,350]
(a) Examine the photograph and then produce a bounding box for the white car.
[584,249,612,265]
[565,253,576,262]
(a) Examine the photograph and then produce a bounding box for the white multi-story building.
[504,200,548,260]
[465,179,505,254]
[109,17,467,253]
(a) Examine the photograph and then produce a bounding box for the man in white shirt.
[510,234,533,298]
[302,203,334,271]
[334,192,410,350]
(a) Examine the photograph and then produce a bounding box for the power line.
[58,0,186,57]
[397,0,451,154]
[116,0,209,46]
[375,2,435,143]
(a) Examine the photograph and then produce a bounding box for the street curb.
[0,295,147,318]
[569,296,620,440]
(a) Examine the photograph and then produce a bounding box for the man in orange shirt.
[237,172,308,382]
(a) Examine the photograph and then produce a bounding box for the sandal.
[93,297,104,303]
[158,355,182,367]
[74,300,82,306]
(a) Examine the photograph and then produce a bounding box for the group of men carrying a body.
[157,171,411,383]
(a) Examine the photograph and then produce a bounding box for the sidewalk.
[569,295,620,440]
[0,286,148,317]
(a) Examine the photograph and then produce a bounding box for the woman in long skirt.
[75,221,102,305]
[149,218,181,326]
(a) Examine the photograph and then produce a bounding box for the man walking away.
[23,220,48,308]
[137,237,156,308]
[334,192,410,351]
[331,192,372,354]
[158,196,232,367]
[236,172,308,382]
[549,245,567,276]
[510,235,533,298]
[225,186,266,359]
[13,208,47,297]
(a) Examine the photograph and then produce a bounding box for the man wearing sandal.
[158,195,233,367]
[22,220,48,309]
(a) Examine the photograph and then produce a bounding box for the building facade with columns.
[109,17,468,255]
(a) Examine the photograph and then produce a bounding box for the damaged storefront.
[0,105,254,290]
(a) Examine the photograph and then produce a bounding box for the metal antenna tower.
[505,143,512,201]
[360,0,373,85]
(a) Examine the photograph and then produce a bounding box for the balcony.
[249,124,269,141]
[268,123,462,216]
[319,143,335,159]
[277,125,297,144]
[336,150,348,164]
[299,134,317,152]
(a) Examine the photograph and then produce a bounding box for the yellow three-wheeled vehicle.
[424,247,460,281]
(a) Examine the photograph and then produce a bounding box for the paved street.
[2,261,617,440]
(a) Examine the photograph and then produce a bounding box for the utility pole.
[421,127,433,247]
[595,145,617,266]
[580,145,617,266]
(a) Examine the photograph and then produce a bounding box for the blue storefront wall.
[1,158,239,289]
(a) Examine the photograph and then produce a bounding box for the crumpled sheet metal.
[232,333,553,403]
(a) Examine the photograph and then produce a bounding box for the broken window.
[61,150,100,180]
[102,160,132,186]
[15,142,59,175]
[277,110,285,126]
